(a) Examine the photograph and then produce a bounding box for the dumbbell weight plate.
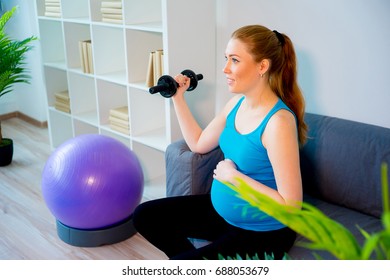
[181,69,198,91]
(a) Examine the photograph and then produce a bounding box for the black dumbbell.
[149,69,203,98]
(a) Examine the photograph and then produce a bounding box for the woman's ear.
[258,59,270,76]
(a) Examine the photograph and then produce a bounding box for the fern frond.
[0,6,37,97]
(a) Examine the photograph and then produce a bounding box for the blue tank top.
[211,97,295,231]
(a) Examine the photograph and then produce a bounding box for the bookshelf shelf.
[73,111,99,126]
[36,0,216,199]
[73,119,99,136]
[126,22,163,33]
[62,18,90,25]
[132,127,168,152]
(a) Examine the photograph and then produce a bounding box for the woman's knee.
[132,200,159,231]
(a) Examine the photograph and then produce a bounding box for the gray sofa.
[165,113,390,259]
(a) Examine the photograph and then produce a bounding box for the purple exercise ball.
[41,134,144,229]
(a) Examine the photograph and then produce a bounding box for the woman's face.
[223,38,261,94]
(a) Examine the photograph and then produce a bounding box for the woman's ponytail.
[270,32,307,145]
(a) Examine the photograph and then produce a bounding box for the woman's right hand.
[173,73,191,99]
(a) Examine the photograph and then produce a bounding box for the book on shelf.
[54,90,69,101]
[102,13,123,20]
[79,40,94,74]
[109,106,129,120]
[55,103,71,113]
[145,52,154,87]
[109,117,130,135]
[45,6,61,13]
[109,106,130,135]
[54,90,70,113]
[101,7,123,14]
[44,0,61,18]
[109,116,130,128]
[110,123,130,135]
[146,49,164,87]
[101,1,122,9]
[102,18,123,24]
[87,42,94,74]
[101,1,123,24]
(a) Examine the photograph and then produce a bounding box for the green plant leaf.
[0,5,37,98]
[224,178,362,259]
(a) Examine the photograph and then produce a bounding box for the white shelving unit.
[35,0,216,199]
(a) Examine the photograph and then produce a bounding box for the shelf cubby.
[43,67,68,108]
[38,19,65,67]
[89,0,103,22]
[90,0,123,24]
[126,29,163,84]
[96,79,128,127]
[73,119,99,136]
[67,72,97,125]
[63,22,91,71]
[124,0,162,26]
[35,0,46,17]
[100,128,131,148]
[92,25,126,83]
[61,0,90,21]
[132,141,166,198]
[48,110,73,148]
[128,87,166,148]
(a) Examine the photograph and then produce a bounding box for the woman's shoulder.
[263,108,298,146]
[268,108,297,130]
[221,94,244,117]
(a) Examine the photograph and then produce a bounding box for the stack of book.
[101,1,123,24]
[79,40,93,74]
[54,90,70,113]
[109,106,130,135]
[44,0,61,18]
[146,49,164,87]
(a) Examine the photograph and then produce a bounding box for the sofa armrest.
[165,139,224,197]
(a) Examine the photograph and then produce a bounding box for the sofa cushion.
[288,194,384,260]
[165,140,224,197]
[300,113,390,218]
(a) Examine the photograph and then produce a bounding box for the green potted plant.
[224,163,390,260]
[0,6,37,166]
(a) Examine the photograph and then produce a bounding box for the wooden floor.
[0,118,167,260]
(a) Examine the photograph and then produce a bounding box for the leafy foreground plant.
[218,252,290,260]
[224,163,390,260]
[0,6,37,97]
[0,6,37,144]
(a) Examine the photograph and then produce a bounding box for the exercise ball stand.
[56,214,137,247]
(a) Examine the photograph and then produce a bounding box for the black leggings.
[132,194,296,260]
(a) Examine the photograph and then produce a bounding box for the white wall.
[216,0,390,128]
[2,0,389,128]
[0,0,47,122]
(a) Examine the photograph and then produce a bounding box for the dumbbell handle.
[193,74,204,81]
[149,83,169,94]
[149,73,203,95]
